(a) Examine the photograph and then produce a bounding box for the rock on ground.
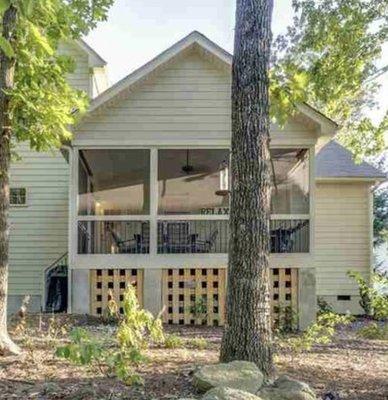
[193,360,264,393]
[203,386,264,400]
[258,375,317,400]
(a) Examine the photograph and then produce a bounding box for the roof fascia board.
[297,103,338,137]
[89,32,219,112]
[76,39,106,68]
[316,177,386,183]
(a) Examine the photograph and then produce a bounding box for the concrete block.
[143,268,163,316]
[71,269,90,314]
[298,268,317,330]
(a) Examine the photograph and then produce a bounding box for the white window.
[10,188,27,206]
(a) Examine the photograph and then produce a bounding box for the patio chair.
[107,225,138,253]
[191,229,219,253]
[271,220,309,253]
[164,221,190,253]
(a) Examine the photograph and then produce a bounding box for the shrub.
[279,311,353,353]
[56,285,164,385]
[348,271,388,320]
[317,297,334,315]
[187,337,208,350]
[357,322,388,340]
[274,304,299,334]
[164,334,184,349]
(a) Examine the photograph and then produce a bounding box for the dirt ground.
[0,315,387,400]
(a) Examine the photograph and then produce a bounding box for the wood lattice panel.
[270,268,298,328]
[90,269,143,316]
[162,267,298,327]
[162,268,226,326]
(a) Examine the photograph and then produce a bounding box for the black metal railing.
[77,218,309,255]
[270,219,309,253]
[78,221,150,254]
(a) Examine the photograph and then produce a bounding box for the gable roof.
[85,31,337,136]
[76,39,107,68]
[316,141,386,181]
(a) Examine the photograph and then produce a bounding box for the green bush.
[164,334,184,349]
[187,337,208,350]
[348,271,388,320]
[279,311,353,353]
[56,285,165,385]
[317,297,334,315]
[357,322,388,340]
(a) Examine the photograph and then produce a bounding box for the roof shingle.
[316,141,386,179]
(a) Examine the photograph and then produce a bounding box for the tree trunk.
[220,0,274,378]
[0,5,20,356]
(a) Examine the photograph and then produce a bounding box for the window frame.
[9,187,28,207]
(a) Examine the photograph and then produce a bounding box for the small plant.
[348,271,388,320]
[187,337,208,350]
[164,334,184,349]
[103,290,120,324]
[13,295,30,336]
[357,322,388,340]
[56,285,165,385]
[274,304,299,334]
[279,311,353,353]
[317,297,334,315]
[190,297,208,323]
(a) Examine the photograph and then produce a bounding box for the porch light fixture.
[215,160,229,196]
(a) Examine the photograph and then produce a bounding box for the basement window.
[337,295,351,301]
[10,187,27,206]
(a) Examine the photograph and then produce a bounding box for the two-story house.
[8,32,385,329]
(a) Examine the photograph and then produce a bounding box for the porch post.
[143,268,163,317]
[298,267,317,330]
[71,269,90,314]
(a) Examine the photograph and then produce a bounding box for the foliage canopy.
[0,0,113,151]
[272,0,388,159]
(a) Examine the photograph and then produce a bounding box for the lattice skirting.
[90,269,143,316]
[270,268,299,329]
[162,267,298,327]
[162,268,226,326]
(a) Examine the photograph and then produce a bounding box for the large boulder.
[258,375,316,400]
[203,387,264,400]
[193,361,264,393]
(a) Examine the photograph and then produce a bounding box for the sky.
[85,0,387,124]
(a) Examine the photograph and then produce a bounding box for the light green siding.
[9,143,69,296]
[74,49,315,147]
[8,40,99,300]
[58,41,91,95]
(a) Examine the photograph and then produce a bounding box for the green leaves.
[0,36,14,57]
[0,0,10,14]
[0,0,113,152]
[273,0,388,159]
[28,22,54,55]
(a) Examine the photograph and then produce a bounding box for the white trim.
[77,215,151,221]
[316,177,386,183]
[270,214,309,220]
[76,39,106,67]
[309,147,315,260]
[150,148,158,256]
[73,253,314,270]
[368,189,374,280]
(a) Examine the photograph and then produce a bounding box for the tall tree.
[0,0,113,355]
[220,0,274,378]
[272,0,388,159]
